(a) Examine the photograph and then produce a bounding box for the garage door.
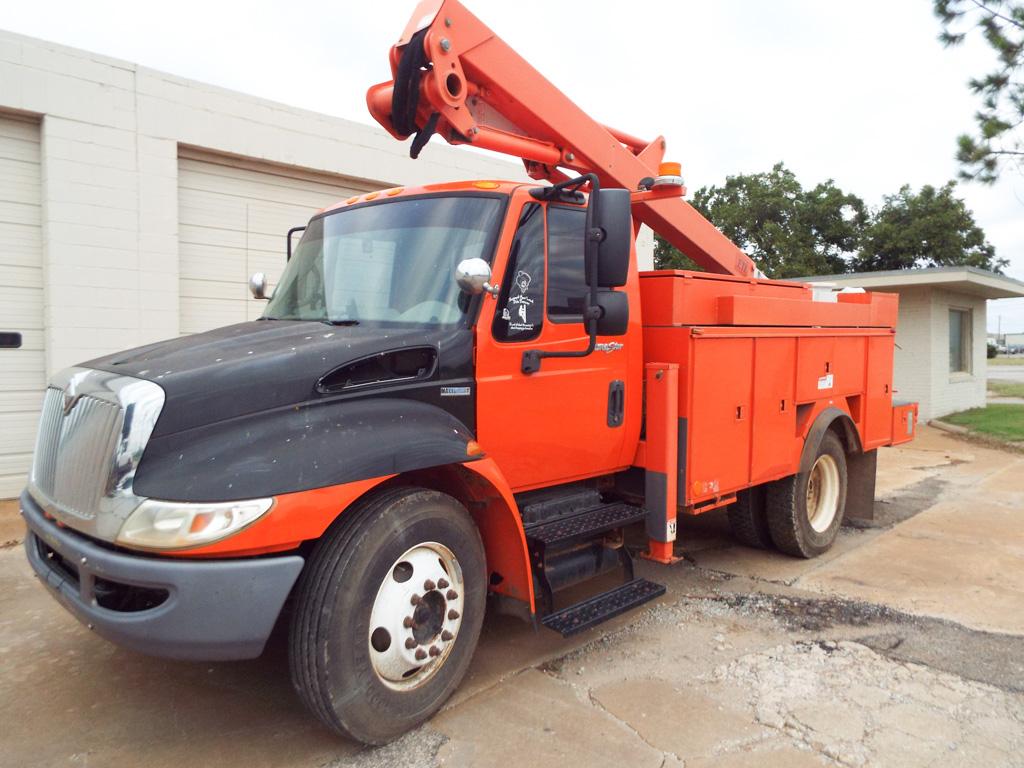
[178,148,380,334]
[0,113,43,499]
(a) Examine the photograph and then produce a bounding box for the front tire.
[289,487,486,744]
[766,431,848,558]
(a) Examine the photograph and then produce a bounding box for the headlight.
[116,498,274,550]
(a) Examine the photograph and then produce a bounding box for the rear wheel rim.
[806,454,840,533]
[368,542,465,691]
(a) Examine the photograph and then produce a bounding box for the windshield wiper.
[324,319,360,326]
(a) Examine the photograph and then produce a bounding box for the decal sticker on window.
[506,270,536,332]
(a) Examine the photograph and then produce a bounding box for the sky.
[2,0,1023,332]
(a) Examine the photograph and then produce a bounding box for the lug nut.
[437,578,449,589]
[424,579,436,591]
[448,609,460,620]
[415,648,427,661]
[405,637,417,649]
[403,616,415,628]
[441,630,454,641]
[428,645,441,657]
[410,594,421,606]
[446,589,458,600]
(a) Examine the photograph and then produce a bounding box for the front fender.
[457,457,535,612]
[134,398,477,502]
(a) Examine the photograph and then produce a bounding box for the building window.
[949,308,972,374]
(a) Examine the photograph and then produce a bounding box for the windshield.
[264,195,505,326]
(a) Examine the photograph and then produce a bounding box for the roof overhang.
[792,267,1024,300]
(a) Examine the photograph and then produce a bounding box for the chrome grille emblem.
[62,392,81,416]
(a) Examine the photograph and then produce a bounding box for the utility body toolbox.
[639,270,914,510]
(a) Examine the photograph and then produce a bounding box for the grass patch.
[989,380,1024,398]
[992,356,1024,366]
[944,404,1024,442]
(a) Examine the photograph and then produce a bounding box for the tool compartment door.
[865,335,895,447]
[687,337,753,502]
[751,337,800,484]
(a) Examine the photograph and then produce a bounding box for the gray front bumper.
[21,490,304,661]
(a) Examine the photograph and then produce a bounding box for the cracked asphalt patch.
[713,640,1024,767]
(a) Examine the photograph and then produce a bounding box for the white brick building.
[796,268,1024,422]
[0,30,658,499]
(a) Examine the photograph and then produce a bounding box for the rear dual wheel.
[289,487,486,745]
[727,432,848,558]
[766,431,848,558]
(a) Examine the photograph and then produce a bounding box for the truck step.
[541,578,666,637]
[524,502,646,550]
[517,484,603,527]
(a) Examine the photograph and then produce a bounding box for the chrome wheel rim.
[368,542,465,691]
[806,454,840,533]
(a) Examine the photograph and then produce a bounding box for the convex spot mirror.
[587,188,632,288]
[249,272,270,300]
[455,257,499,296]
[594,290,629,336]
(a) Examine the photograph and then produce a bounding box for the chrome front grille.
[27,367,166,542]
[31,387,124,520]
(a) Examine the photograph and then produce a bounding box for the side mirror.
[594,290,629,336]
[455,257,499,296]
[249,272,270,300]
[588,188,632,288]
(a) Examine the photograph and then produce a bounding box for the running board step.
[524,502,646,550]
[540,578,666,637]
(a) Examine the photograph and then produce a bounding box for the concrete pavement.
[990,364,1024,382]
[1,426,1023,767]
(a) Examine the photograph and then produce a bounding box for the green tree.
[854,181,1006,272]
[654,163,866,279]
[934,0,1024,183]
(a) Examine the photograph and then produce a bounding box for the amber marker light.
[654,162,684,188]
[473,181,501,189]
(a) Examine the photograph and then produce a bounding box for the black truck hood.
[83,321,470,438]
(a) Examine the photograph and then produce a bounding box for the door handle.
[607,380,625,427]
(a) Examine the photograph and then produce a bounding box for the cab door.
[475,199,631,491]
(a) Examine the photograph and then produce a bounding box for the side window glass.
[493,204,545,342]
[547,206,588,321]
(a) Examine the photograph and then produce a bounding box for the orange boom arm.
[366,0,758,277]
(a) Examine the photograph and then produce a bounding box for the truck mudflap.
[20,491,303,661]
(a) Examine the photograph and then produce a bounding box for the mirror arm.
[287,226,306,261]
[521,174,602,375]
